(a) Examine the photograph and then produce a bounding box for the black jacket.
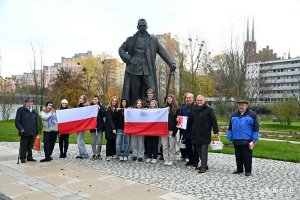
[90,103,106,132]
[105,107,117,140]
[15,106,38,136]
[116,109,125,130]
[188,104,218,144]
[168,108,180,136]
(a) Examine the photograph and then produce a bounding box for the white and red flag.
[56,105,98,134]
[124,107,169,136]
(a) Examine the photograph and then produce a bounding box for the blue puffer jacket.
[227,108,259,144]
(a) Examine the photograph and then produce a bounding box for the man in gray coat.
[119,19,176,106]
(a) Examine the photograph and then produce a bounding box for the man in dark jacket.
[180,92,199,167]
[188,95,219,173]
[15,97,38,163]
[227,100,259,176]
[119,18,176,106]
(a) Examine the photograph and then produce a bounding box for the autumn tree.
[77,53,119,104]
[47,68,87,108]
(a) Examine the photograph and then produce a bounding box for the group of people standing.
[15,90,259,176]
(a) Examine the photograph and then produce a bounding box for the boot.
[59,152,64,158]
[62,152,67,158]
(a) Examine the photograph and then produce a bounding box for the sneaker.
[185,161,193,166]
[146,158,151,163]
[106,156,111,161]
[123,157,128,161]
[27,158,36,162]
[113,155,118,159]
[91,155,97,160]
[151,159,157,164]
[164,161,169,166]
[132,156,137,161]
[20,159,26,163]
[62,153,67,158]
[119,157,124,161]
[167,161,173,166]
[138,157,143,162]
[96,154,102,160]
[59,153,64,158]
[76,156,83,159]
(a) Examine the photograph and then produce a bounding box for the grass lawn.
[1,120,300,163]
[209,136,300,163]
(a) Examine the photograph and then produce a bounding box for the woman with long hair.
[131,99,145,162]
[116,98,130,161]
[162,94,179,166]
[76,95,89,159]
[105,96,118,161]
[145,100,159,164]
[58,99,71,158]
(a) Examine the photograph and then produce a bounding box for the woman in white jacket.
[40,101,58,162]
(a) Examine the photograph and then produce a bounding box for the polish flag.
[56,105,98,134]
[124,107,169,136]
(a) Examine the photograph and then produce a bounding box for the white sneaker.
[119,157,124,161]
[146,158,151,163]
[113,155,117,159]
[164,161,169,166]
[168,161,173,166]
[106,157,111,161]
[123,157,128,161]
[151,159,157,164]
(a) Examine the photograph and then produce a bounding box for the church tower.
[244,17,257,64]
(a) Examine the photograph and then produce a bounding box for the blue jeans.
[77,131,89,158]
[90,130,103,156]
[116,129,130,157]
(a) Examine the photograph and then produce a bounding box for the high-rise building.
[246,58,300,102]
[155,33,180,103]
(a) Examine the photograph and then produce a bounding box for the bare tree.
[0,76,17,120]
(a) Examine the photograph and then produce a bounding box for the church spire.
[246,18,249,42]
[252,17,255,41]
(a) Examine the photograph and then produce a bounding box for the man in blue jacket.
[227,100,259,176]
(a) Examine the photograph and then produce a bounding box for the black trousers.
[106,139,116,157]
[234,144,253,173]
[185,139,199,164]
[129,74,155,106]
[195,144,209,167]
[59,134,69,153]
[20,135,34,160]
[145,136,159,159]
[43,131,58,159]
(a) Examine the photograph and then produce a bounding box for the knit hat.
[24,97,34,102]
[61,99,68,104]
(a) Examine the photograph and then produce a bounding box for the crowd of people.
[15,90,259,176]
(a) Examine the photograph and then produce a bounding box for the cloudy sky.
[1,0,300,76]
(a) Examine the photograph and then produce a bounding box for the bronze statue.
[119,19,176,106]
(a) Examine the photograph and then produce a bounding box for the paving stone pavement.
[0,142,299,200]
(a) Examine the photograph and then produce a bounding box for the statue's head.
[137,19,148,34]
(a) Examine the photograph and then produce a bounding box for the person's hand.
[170,64,176,72]
[130,57,141,65]
[112,129,116,134]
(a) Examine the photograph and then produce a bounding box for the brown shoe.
[198,167,206,173]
